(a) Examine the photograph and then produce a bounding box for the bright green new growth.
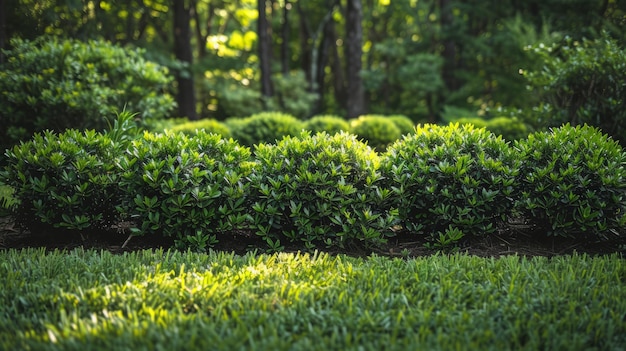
[515,124,626,239]
[382,123,519,245]
[247,131,396,251]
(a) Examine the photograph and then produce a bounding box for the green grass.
[0,248,624,350]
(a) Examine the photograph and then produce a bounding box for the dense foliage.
[2,120,626,251]
[0,37,175,151]
[523,33,626,144]
[381,124,519,247]
[115,131,252,251]
[514,124,626,239]
[247,132,396,250]
[303,115,350,135]
[0,129,122,236]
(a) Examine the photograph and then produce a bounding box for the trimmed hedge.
[115,130,252,251]
[168,118,231,138]
[226,112,304,147]
[514,124,626,239]
[2,122,625,251]
[303,115,350,135]
[349,115,402,151]
[381,123,519,246]
[246,131,396,250]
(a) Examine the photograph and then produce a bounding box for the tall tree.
[258,0,273,102]
[0,0,6,63]
[345,0,366,118]
[173,0,198,120]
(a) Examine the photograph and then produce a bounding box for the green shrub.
[486,117,530,141]
[169,118,231,138]
[514,124,626,239]
[0,131,122,235]
[0,112,138,236]
[247,131,397,251]
[116,131,252,251]
[349,115,402,151]
[0,37,175,151]
[382,123,519,245]
[303,115,350,135]
[387,115,415,135]
[226,112,304,147]
[524,32,626,144]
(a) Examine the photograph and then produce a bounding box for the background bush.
[514,124,626,239]
[247,132,396,251]
[303,115,350,135]
[0,37,175,152]
[523,32,626,144]
[226,112,304,147]
[382,123,519,246]
[349,115,402,151]
[116,131,252,251]
[387,115,416,135]
[168,118,231,138]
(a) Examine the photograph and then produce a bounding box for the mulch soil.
[1,216,624,258]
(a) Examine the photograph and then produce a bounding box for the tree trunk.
[281,0,291,75]
[0,0,6,64]
[258,0,274,101]
[173,0,198,120]
[345,0,366,118]
[439,0,457,92]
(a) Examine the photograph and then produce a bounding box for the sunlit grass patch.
[0,249,624,350]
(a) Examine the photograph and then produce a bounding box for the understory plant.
[381,123,519,246]
[115,131,252,251]
[514,124,626,239]
[247,131,397,251]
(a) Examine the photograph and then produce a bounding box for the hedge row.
[168,112,417,151]
[167,113,530,152]
[2,118,625,252]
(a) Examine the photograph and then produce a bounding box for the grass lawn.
[0,248,624,350]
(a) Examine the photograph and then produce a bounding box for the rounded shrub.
[514,124,626,239]
[169,118,231,138]
[116,131,252,251]
[247,131,397,251]
[350,115,402,151]
[0,129,123,236]
[387,115,416,135]
[303,115,350,135]
[381,123,519,245]
[486,117,529,141]
[0,37,175,151]
[226,112,304,147]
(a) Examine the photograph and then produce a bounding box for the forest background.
[1,0,625,133]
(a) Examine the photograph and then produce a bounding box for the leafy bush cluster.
[168,118,231,138]
[226,112,305,147]
[0,37,175,152]
[2,121,625,251]
[523,32,626,144]
[515,124,626,238]
[382,123,519,247]
[247,132,396,251]
[349,115,403,151]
